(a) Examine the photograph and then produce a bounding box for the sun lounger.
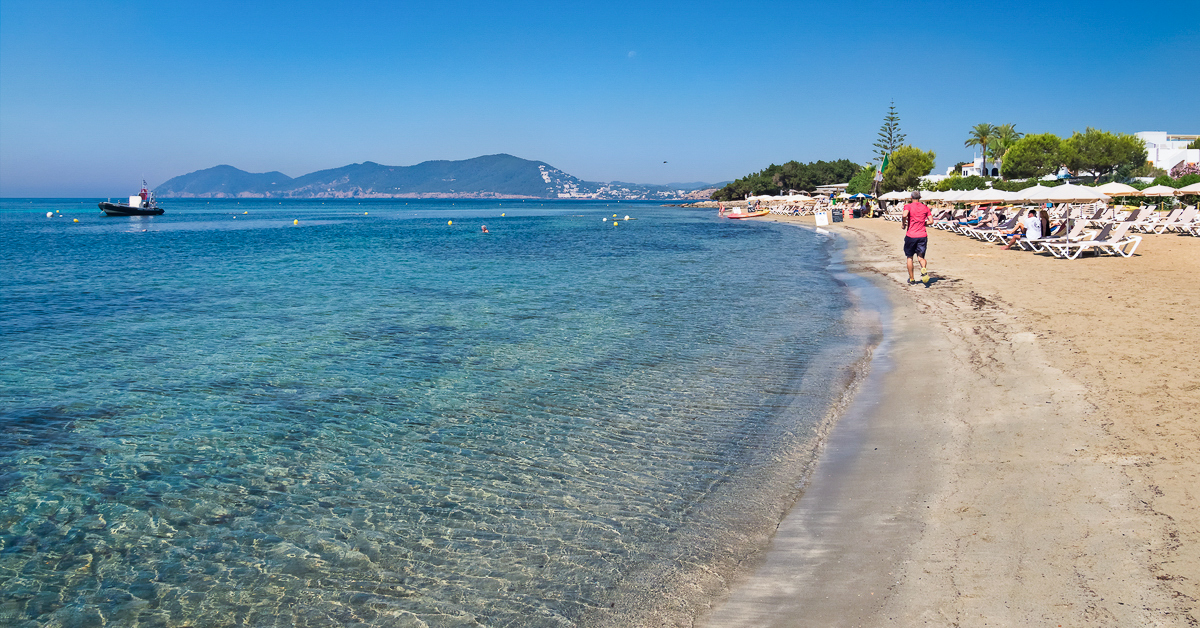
[1139,207,1182,233]
[1017,219,1087,251]
[1082,206,1108,228]
[966,213,1019,242]
[1043,222,1141,259]
[1179,207,1200,236]
[1160,206,1197,233]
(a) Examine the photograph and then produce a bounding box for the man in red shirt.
[901,191,932,285]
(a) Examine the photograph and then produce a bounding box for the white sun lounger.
[1018,219,1089,251]
[1043,222,1141,259]
[1161,206,1197,233]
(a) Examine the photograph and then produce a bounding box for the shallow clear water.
[1,199,865,627]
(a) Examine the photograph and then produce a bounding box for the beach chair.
[1082,206,1108,228]
[1125,207,1167,233]
[1160,206,1197,233]
[932,209,959,230]
[1044,222,1141,259]
[949,209,987,234]
[1180,207,1200,236]
[1018,219,1090,252]
[1137,207,1181,233]
[968,213,1019,242]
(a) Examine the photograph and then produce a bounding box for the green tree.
[1188,138,1200,150]
[990,124,1024,175]
[710,159,862,200]
[1060,128,1147,182]
[873,101,905,163]
[846,165,875,194]
[964,123,998,176]
[1000,133,1062,180]
[881,145,936,192]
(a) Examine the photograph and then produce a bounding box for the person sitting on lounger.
[1001,209,1042,250]
[956,207,986,226]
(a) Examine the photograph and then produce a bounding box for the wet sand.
[702,214,1199,626]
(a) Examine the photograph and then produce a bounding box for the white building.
[1136,132,1199,172]
[950,156,1001,178]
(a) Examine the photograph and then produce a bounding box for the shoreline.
[702,214,1197,626]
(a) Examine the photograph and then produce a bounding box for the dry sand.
[702,213,1199,627]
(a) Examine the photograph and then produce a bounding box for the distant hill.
[156,154,720,201]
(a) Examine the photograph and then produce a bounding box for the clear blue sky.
[2,0,1197,196]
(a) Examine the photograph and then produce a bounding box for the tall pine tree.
[874,101,905,163]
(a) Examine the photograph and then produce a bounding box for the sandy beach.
[703,212,1199,626]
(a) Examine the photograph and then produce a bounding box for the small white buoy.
[603,217,607,221]
[46,212,53,218]
[624,215,629,220]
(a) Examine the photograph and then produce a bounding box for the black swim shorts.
[903,236,928,258]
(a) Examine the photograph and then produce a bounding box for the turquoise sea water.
[1,199,868,627]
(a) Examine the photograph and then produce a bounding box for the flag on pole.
[874,154,889,182]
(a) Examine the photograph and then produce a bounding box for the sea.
[0,198,875,628]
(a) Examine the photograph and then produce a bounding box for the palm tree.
[964,123,998,176]
[989,124,1024,175]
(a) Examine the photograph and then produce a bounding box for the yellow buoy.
[613,214,617,217]
[448,220,453,226]
[293,219,298,225]
[613,221,618,226]
[501,213,505,217]
[73,218,79,222]
[364,212,368,215]
[244,211,248,214]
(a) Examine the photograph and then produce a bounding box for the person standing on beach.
[901,191,932,284]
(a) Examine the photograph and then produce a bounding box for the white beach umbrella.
[966,188,1014,203]
[1139,184,1178,197]
[942,190,970,203]
[1012,185,1050,202]
[955,188,983,203]
[1096,182,1141,196]
[1043,183,1109,203]
[1175,182,1200,195]
[997,189,1019,202]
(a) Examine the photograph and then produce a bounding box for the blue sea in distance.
[1,198,869,627]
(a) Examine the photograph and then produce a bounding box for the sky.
[1,0,1197,196]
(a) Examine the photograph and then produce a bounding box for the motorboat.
[99,181,164,216]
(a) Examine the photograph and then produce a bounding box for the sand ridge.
[703,213,1197,627]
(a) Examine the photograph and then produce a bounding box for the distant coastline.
[154,154,724,202]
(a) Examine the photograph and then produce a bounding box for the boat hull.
[99,202,164,216]
[726,210,769,219]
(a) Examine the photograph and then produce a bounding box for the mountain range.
[155,154,723,201]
